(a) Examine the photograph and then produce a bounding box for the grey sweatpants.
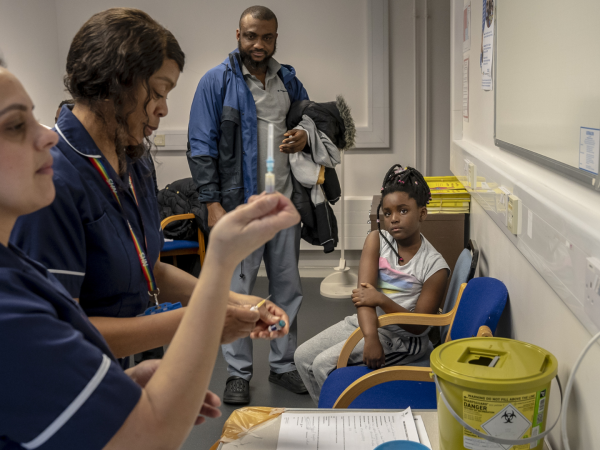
[294,314,429,404]
[222,223,303,381]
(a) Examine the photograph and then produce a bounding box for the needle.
[251,295,271,311]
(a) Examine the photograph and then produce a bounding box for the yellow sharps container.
[430,337,558,450]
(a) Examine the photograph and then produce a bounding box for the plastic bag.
[219,407,285,443]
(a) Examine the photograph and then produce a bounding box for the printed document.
[276,408,420,450]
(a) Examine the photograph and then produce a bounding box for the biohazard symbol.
[502,409,517,424]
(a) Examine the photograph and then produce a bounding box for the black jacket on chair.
[157,178,208,241]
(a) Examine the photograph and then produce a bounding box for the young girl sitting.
[295,164,450,404]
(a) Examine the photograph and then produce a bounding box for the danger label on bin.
[462,391,539,450]
[481,404,531,449]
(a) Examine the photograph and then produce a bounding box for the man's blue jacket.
[187,49,309,211]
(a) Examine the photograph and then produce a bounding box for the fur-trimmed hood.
[286,95,356,150]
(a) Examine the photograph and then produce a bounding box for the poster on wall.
[463,1,471,53]
[579,127,600,175]
[463,58,469,121]
[481,0,494,90]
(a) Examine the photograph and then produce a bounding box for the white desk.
[217,408,549,450]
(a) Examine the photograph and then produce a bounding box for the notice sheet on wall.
[276,409,420,450]
[481,0,494,90]
[579,127,600,175]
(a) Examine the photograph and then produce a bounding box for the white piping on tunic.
[48,269,85,277]
[54,124,102,159]
[21,354,112,449]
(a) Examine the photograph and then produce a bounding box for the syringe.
[265,123,275,194]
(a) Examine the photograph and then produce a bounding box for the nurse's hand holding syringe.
[227,292,290,339]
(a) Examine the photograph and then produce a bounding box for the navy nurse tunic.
[0,243,141,449]
[11,106,164,319]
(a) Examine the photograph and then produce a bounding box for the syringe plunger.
[265,123,275,193]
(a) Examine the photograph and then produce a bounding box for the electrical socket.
[584,257,600,328]
[467,162,477,188]
[154,134,166,146]
[507,194,521,235]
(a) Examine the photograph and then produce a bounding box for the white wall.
[453,0,600,448]
[0,0,63,126]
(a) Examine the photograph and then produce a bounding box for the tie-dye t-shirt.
[376,231,450,317]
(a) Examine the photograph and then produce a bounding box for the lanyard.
[88,157,160,308]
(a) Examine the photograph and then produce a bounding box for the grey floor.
[181,276,357,450]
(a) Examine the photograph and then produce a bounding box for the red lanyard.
[89,157,160,307]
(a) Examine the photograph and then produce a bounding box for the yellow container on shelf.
[430,337,558,450]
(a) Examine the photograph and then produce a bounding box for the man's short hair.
[59,99,75,108]
[239,5,278,30]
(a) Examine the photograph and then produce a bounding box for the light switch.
[154,134,166,146]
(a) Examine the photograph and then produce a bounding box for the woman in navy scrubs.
[0,64,299,449]
[11,8,289,363]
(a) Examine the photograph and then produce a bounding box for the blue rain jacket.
[187,49,309,211]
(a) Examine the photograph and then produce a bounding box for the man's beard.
[238,41,277,72]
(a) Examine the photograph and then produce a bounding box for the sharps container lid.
[430,337,558,392]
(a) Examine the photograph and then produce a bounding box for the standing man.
[188,5,309,404]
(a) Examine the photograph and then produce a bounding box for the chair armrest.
[336,284,467,369]
[160,213,195,229]
[332,366,433,409]
[477,325,493,337]
[377,311,455,327]
[335,313,451,369]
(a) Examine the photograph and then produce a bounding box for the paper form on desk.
[276,408,420,450]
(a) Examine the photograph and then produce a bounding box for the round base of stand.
[320,268,358,299]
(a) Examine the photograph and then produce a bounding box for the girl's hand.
[209,193,300,269]
[352,283,383,308]
[250,300,290,339]
[363,337,385,369]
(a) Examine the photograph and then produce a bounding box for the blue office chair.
[439,239,479,344]
[318,277,508,409]
[160,214,206,268]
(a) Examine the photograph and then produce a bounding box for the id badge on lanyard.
[88,158,181,315]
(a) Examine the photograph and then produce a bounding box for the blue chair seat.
[162,240,199,251]
[318,366,437,409]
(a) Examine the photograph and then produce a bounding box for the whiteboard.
[495,0,600,188]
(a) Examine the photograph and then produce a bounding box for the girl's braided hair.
[376,164,431,263]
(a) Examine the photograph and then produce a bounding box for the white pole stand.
[320,149,358,299]
[320,258,358,299]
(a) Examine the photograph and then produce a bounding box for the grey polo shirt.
[242,58,293,197]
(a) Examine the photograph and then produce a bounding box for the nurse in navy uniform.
[0,61,300,449]
[11,8,290,366]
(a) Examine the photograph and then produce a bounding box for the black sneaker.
[223,376,250,405]
[268,370,308,394]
